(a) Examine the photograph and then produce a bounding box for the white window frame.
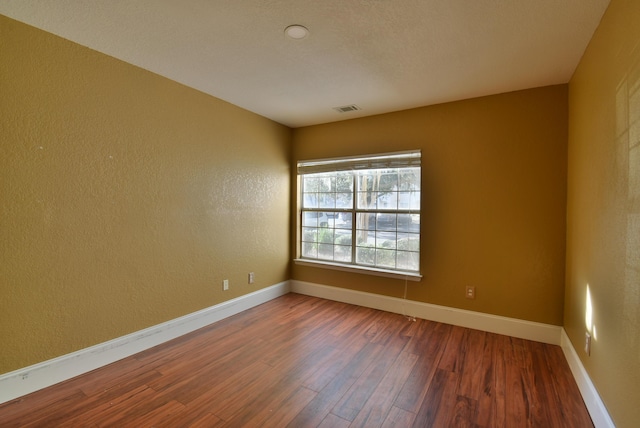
[295,151,422,281]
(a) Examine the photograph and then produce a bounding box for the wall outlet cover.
[465,286,476,299]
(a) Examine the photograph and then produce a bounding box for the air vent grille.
[333,104,361,113]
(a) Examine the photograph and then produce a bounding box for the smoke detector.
[285,25,309,40]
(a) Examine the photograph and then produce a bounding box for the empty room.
[1,0,638,426]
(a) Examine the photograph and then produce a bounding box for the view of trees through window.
[300,166,420,272]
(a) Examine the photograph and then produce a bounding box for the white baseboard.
[0,281,290,405]
[560,329,615,428]
[291,280,562,344]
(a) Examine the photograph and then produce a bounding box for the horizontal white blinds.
[297,150,421,175]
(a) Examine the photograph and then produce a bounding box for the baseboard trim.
[0,281,290,405]
[290,280,562,345]
[560,329,615,428]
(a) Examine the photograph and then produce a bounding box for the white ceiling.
[0,0,611,128]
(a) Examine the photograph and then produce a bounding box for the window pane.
[336,192,353,209]
[302,212,318,227]
[356,191,376,209]
[399,168,420,190]
[356,245,375,265]
[302,227,317,243]
[376,248,396,268]
[334,245,352,262]
[410,191,420,210]
[303,211,334,227]
[378,191,398,209]
[320,176,335,192]
[356,213,376,231]
[398,233,420,251]
[318,228,334,244]
[398,191,420,209]
[302,242,317,258]
[378,170,398,192]
[319,212,330,227]
[356,171,377,192]
[334,230,352,245]
[397,251,419,270]
[336,172,353,192]
[318,243,334,260]
[318,193,335,209]
[376,213,396,231]
[335,213,352,229]
[376,231,397,249]
[302,211,318,227]
[304,176,320,192]
[397,214,412,232]
[407,214,420,233]
[303,193,318,208]
[308,175,330,192]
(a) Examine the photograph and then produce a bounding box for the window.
[297,151,421,276]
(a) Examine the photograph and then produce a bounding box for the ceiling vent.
[333,104,361,113]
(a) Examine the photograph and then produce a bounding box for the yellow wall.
[6,5,637,423]
[292,86,568,325]
[0,15,291,374]
[565,0,640,426]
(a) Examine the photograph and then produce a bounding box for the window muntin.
[299,152,420,274]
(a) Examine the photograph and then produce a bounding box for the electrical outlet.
[248,272,255,284]
[585,332,591,355]
[465,285,476,299]
[223,279,229,291]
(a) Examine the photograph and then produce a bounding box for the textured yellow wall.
[292,86,568,325]
[566,0,640,426]
[0,15,291,374]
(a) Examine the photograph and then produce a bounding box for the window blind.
[297,150,421,175]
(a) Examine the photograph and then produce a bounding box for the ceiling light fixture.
[285,25,309,40]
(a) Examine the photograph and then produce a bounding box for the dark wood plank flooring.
[0,293,593,427]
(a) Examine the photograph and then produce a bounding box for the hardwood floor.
[0,293,593,427]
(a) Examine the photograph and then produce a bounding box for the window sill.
[294,259,422,281]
